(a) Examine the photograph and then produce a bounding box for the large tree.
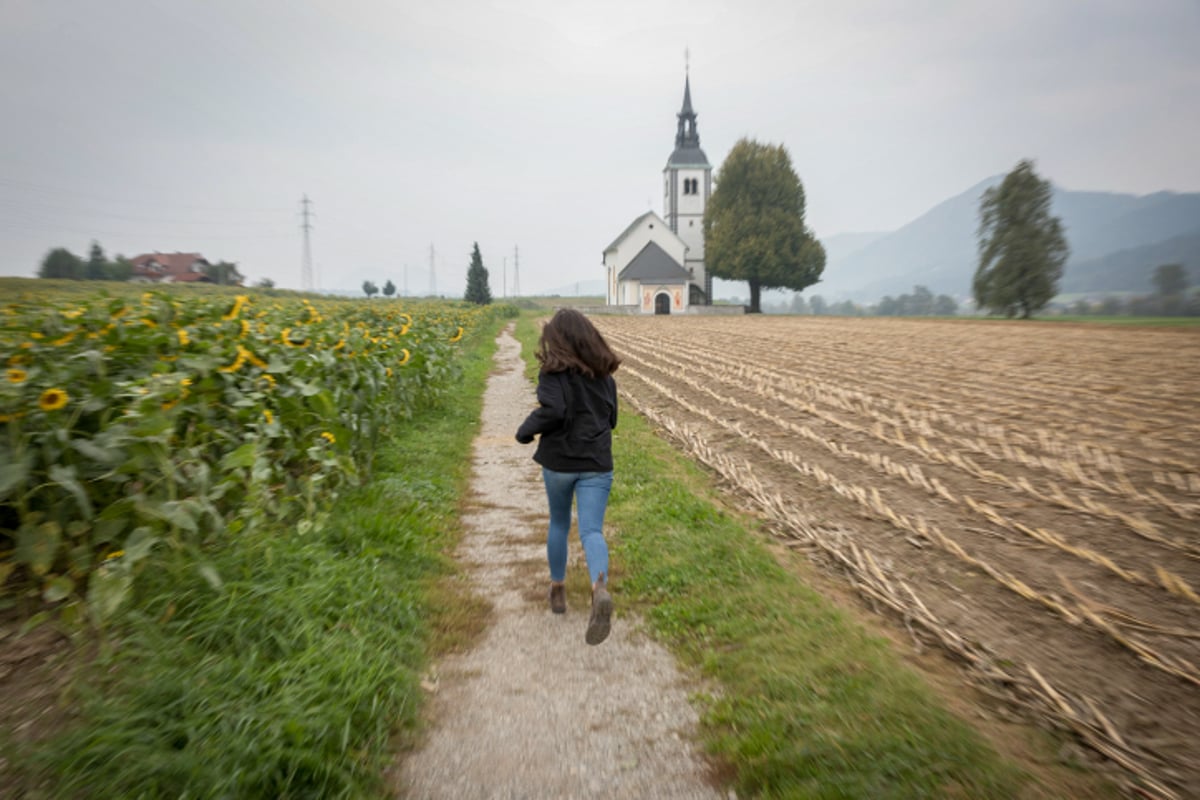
[203,260,244,286]
[38,247,84,279]
[973,160,1069,319]
[85,241,108,280]
[464,242,492,305]
[703,138,825,313]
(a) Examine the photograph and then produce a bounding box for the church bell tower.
[663,71,712,304]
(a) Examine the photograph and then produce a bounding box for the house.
[129,252,215,283]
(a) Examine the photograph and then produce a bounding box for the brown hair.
[535,309,621,378]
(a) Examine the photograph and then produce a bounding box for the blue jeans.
[541,468,612,586]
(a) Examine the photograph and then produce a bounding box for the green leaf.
[43,575,75,603]
[71,438,123,465]
[123,527,158,562]
[16,521,62,576]
[308,390,337,419]
[0,455,31,498]
[197,562,223,592]
[49,464,95,518]
[88,565,132,625]
[221,442,258,471]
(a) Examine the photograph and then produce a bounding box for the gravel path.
[394,325,724,799]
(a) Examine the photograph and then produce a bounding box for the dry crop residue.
[594,315,1199,800]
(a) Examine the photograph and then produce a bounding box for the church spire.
[674,74,700,151]
[680,75,694,117]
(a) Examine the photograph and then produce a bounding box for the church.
[604,75,715,314]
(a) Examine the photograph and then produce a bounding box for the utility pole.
[512,245,520,298]
[429,244,436,297]
[300,195,315,291]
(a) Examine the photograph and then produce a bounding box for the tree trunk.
[748,280,762,313]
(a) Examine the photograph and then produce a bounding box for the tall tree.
[464,242,492,305]
[362,280,378,299]
[703,138,825,313]
[105,255,133,282]
[1153,263,1188,315]
[974,160,1069,319]
[382,279,396,298]
[38,247,84,279]
[86,241,108,280]
[204,261,244,286]
[1153,263,1187,297]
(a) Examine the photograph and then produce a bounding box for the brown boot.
[549,582,566,614]
[586,576,612,645]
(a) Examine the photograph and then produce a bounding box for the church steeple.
[675,76,700,151]
[667,74,708,167]
[662,66,712,304]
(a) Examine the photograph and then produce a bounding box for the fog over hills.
[812,179,1200,303]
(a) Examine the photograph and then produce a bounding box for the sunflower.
[38,388,69,411]
[320,431,336,444]
[449,326,464,343]
[6,368,27,384]
[222,295,250,322]
[396,349,411,366]
[177,328,190,346]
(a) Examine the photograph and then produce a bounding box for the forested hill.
[816,179,1200,301]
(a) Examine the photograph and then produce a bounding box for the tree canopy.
[203,260,244,286]
[973,160,1069,319]
[703,138,825,313]
[38,247,84,279]
[464,242,492,305]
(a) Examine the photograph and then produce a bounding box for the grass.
[513,313,1080,799]
[9,317,500,798]
[1033,315,1200,326]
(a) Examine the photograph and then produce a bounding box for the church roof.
[617,241,691,283]
[666,146,710,167]
[666,74,710,168]
[603,210,656,255]
[602,210,686,255]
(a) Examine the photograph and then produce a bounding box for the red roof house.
[130,252,214,283]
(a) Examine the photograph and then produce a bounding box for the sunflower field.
[1,283,504,623]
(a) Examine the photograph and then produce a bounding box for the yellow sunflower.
[38,388,69,411]
[6,368,27,384]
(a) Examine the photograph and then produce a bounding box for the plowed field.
[594,315,1200,799]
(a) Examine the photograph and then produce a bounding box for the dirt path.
[393,325,724,799]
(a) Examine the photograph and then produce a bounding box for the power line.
[300,195,315,291]
[429,243,437,296]
[512,245,520,297]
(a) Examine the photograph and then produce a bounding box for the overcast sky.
[2,0,1197,296]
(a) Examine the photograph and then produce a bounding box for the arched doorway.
[654,293,671,315]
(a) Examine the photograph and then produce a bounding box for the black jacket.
[516,369,618,472]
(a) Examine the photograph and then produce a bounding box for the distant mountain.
[815,179,1200,302]
[1061,231,1200,293]
[820,231,889,264]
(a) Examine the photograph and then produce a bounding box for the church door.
[654,293,671,315]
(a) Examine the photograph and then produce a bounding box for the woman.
[516,309,621,645]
